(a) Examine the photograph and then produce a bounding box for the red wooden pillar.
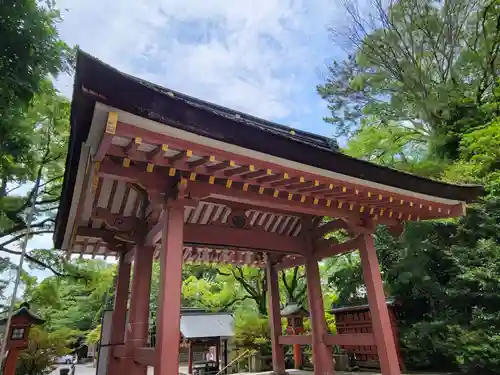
[125,245,154,375]
[293,343,302,369]
[266,260,286,375]
[305,256,334,375]
[3,348,20,375]
[108,254,131,375]
[188,341,194,374]
[155,203,184,375]
[359,234,401,375]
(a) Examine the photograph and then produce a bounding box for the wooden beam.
[145,218,164,246]
[185,180,378,225]
[323,333,376,346]
[184,223,305,255]
[274,256,306,270]
[133,347,156,366]
[278,335,312,345]
[314,236,361,260]
[95,112,118,161]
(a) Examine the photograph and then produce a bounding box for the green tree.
[15,326,76,375]
[318,0,500,175]
[0,0,73,185]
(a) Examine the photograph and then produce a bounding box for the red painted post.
[293,343,302,369]
[305,256,334,375]
[358,234,401,375]
[125,245,154,375]
[107,254,131,375]
[3,348,20,375]
[188,341,193,374]
[266,260,286,375]
[155,203,184,375]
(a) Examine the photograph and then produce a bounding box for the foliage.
[318,0,500,176]
[85,325,102,345]
[0,0,73,184]
[15,326,76,375]
[25,259,115,332]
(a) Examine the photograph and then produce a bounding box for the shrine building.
[54,50,482,375]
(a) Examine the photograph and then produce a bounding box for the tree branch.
[0,246,70,278]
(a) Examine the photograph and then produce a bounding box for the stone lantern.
[280,303,308,369]
[0,302,45,375]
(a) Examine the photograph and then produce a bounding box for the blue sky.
[54,0,349,136]
[7,1,356,285]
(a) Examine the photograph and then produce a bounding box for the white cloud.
[55,0,340,120]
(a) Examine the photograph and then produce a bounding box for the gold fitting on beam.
[349,203,354,211]
[283,173,289,179]
[146,163,154,173]
[408,214,412,220]
[313,198,319,205]
[299,176,305,183]
[186,150,193,157]
[314,180,319,186]
[342,186,347,193]
[389,196,393,202]
[288,193,293,201]
[162,144,169,151]
[106,112,118,134]
[389,211,393,218]
[169,168,176,176]
[180,178,188,186]
[400,199,404,205]
[368,191,372,197]
[209,155,216,162]
[380,209,385,216]
[355,189,359,195]
[266,169,272,175]
[190,172,197,181]
[273,189,279,198]
[369,207,375,215]
[398,212,403,220]
[410,201,414,207]
[242,183,249,191]
[360,206,365,213]
[209,176,215,184]
[249,165,255,172]
[134,137,142,144]
[122,158,131,168]
[338,201,343,209]
[378,194,383,201]
[300,196,306,203]
[328,184,334,189]
[326,199,331,207]
[229,160,235,167]
[259,187,265,194]
[226,180,232,188]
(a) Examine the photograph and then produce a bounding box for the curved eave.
[54,50,483,249]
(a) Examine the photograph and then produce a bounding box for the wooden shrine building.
[54,50,482,375]
[332,300,404,370]
[149,308,233,374]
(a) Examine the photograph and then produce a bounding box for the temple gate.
[54,50,481,375]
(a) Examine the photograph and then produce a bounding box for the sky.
[6,0,355,286]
